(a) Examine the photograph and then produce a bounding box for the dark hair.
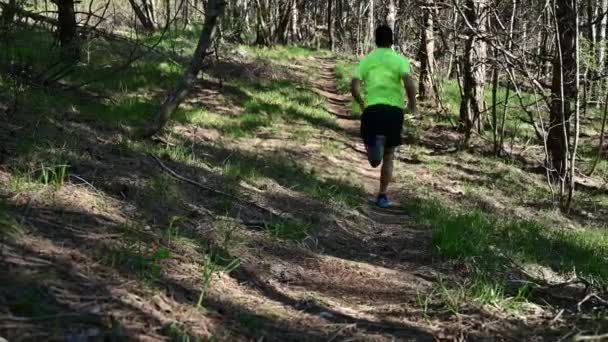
[375,25,393,47]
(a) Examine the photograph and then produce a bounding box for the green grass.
[0,199,20,241]
[334,58,364,118]
[265,219,310,240]
[243,45,329,62]
[175,79,339,138]
[163,323,210,342]
[197,249,240,308]
[8,286,60,317]
[7,159,70,193]
[409,198,608,310]
[144,173,186,212]
[101,223,172,280]
[210,150,366,209]
[1,28,180,130]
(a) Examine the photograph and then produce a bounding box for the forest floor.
[1,42,608,341]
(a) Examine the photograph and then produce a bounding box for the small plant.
[197,250,240,308]
[164,323,213,342]
[38,163,69,187]
[437,278,466,315]
[105,241,172,281]
[165,216,183,246]
[0,201,21,257]
[216,218,241,252]
[266,219,309,240]
[416,289,434,317]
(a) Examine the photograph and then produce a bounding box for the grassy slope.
[0,27,607,340]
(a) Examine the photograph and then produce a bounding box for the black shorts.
[360,104,404,148]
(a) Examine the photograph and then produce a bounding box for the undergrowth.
[410,198,608,311]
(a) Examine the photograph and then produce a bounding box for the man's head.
[375,25,393,48]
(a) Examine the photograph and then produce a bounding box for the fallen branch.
[0,313,101,323]
[574,333,608,341]
[149,154,281,219]
[577,293,608,312]
[327,323,357,342]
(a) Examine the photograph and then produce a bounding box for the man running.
[351,25,417,208]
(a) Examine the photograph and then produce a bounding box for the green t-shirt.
[353,48,410,109]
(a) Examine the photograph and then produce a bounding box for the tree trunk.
[291,0,300,43]
[277,0,292,44]
[386,0,396,32]
[183,0,189,27]
[589,88,608,175]
[367,0,374,51]
[143,0,158,28]
[164,0,170,28]
[254,0,269,45]
[144,0,226,138]
[129,0,157,31]
[55,0,79,58]
[1,0,17,28]
[566,0,580,209]
[327,0,334,50]
[459,0,487,143]
[418,0,435,101]
[597,0,607,105]
[548,0,577,182]
[336,0,343,45]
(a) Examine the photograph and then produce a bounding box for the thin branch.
[149,154,282,219]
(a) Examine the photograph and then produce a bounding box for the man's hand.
[402,73,417,117]
[351,78,365,111]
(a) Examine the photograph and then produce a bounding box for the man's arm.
[351,78,365,110]
[402,73,417,115]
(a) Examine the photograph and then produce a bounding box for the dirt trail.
[240,57,442,340]
[211,57,442,341]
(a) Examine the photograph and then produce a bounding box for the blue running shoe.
[367,135,386,168]
[376,194,390,208]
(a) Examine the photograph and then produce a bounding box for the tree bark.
[548,0,577,181]
[418,0,435,101]
[596,0,607,105]
[459,0,487,143]
[277,0,292,44]
[567,0,580,209]
[291,0,300,43]
[327,0,334,50]
[128,0,157,31]
[55,0,79,58]
[1,0,17,28]
[164,0,170,28]
[143,0,158,28]
[589,88,608,175]
[367,0,374,51]
[254,0,269,45]
[386,0,396,32]
[144,0,226,137]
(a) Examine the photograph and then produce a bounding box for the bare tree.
[548,0,577,193]
[459,0,488,144]
[366,0,374,52]
[327,0,334,50]
[128,0,159,32]
[54,0,79,56]
[386,0,396,32]
[144,0,227,137]
[418,0,435,101]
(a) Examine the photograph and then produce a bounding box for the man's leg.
[379,147,395,195]
[366,135,385,168]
